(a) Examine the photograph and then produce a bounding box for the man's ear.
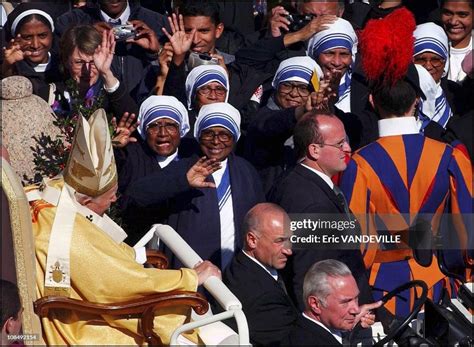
[76,195,93,207]
[4,316,17,334]
[308,295,323,315]
[215,22,224,39]
[307,143,320,161]
[246,231,258,250]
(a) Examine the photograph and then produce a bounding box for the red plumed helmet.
[359,8,416,86]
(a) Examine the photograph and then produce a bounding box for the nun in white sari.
[413,22,453,130]
[307,18,358,113]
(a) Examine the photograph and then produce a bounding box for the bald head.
[243,203,292,269]
[243,203,288,238]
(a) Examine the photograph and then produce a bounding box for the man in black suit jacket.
[223,203,298,346]
[268,112,373,311]
[287,259,380,346]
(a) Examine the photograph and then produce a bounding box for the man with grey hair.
[224,202,298,346]
[287,259,382,345]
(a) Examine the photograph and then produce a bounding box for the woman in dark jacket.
[51,24,138,119]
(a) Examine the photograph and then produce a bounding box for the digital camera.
[284,14,314,32]
[187,52,219,70]
[112,24,136,41]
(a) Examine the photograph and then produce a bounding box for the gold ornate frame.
[1,158,44,345]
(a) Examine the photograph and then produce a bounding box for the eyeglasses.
[278,82,311,97]
[414,56,445,68]
[147,122,179,135]
[197,85,227,97]
[200,130,233,142]
[71,59,96,69]
[316,138,349,151]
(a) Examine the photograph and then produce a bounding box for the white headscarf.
[307,18,358,113]
[138,95,190,139]
[307,18,358,62]
[413,22,449,78]
[194,102,241,141]
[415,64,452,130]
[10,8,54,35]
[185,65,229,110]
[272,56,323,89]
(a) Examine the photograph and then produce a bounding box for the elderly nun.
[114,95,191,245]
[128,102,265,270]
[245,56,326,193]
[413,22,461,130]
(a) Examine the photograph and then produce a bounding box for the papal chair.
[1,158,213,345]
[1,157,44,345]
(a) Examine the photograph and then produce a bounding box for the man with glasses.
[223,203,298,346]
[268,112,374,312]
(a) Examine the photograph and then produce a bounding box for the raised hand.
[2,35,27,76]
[127,19,160,54]
[269,6,290,37]
[311,77,337,112]
[94,29,116,75]
[186,157,221,188]
[111,112,139,148]
[284,14,337,46]
[297,14,337,41]
[158,42,174,76]
[210,52,228,72]
[353,301,382,329]
[162,13,195,66]
[93,21,113,35]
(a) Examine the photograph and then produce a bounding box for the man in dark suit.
[287,259,380,346]
[223,203,298,346]
[268,111,373,311]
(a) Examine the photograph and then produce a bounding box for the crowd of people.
[1,0,472,345]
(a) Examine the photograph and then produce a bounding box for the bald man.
[223,203,298,346]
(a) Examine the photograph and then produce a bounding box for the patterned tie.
[216,165,231,211]
[333,185,351,218]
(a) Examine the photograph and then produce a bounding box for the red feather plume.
[359,8,416,86]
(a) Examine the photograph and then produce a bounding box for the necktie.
[333,185,351,218]
[277,275,288,295]
[108,18,121,25]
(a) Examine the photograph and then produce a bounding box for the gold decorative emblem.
[49,261,66,283]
